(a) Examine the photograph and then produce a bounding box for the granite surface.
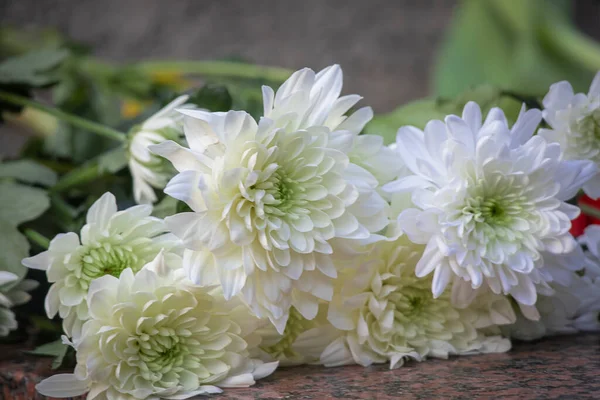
[1,334,599,399]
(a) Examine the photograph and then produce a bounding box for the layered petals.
[154,65,389,333]
[385,101,596,310]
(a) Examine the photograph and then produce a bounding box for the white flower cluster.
[24,66,600,399]
[0,271,38,337]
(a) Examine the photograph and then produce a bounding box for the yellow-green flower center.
[464,196,512,225]
[577,109,600,142]
[255,169,305,213]
[80,244,142,286]
[138,330,188,377]
[386,275,440,321]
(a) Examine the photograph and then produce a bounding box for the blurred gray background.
[1,0,599,112]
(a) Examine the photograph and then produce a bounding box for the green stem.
[579,203,600,221]
[136,60,292,82]
[0,90,126,142]
[50,160,102,194]
[51,147,126,193]
[24,229,50,249]
[50,193,77,219]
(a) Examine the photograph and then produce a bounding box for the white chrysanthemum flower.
[22,192,179,337]
[539,72,600,198]
[384,101,597,308]
[324,236,512,369]
[127,95,196,204]
[151,65,389,333]
[501,273,598,341]
[0,272,38,336]
[501,231,600,341]
[36,252,278,400]
[575,225,600,330]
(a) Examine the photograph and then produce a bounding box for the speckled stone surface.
[1,334,599,399]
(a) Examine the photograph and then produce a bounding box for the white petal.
[150,140,212,173]
[86,192,117,228]
[36,374,89,398]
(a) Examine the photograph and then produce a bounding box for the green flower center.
[577,109,600,142]
[138,330,188,376]
[80,244,141,285]
[262,307,312,359]
[463,194,522,227]
[388,277,437,320]
[255,170,305,213]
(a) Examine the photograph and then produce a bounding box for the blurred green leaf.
[0,160,57,186]
[152,196,179,219]
[0,218,30,283]
[0,48,67,120]
[26,339,67,356]
[108,66,154,99]
[0,48,68,87]
[0,182,50,227]
[188,84,233,111]
[26,339,69,369]
[46,57,122,162]
[97,146,127,174]
[366,85,523,144]
[434,0,594,97]
[365,99,447,144]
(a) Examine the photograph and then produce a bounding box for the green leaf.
[434,0,592,97]
[108,66,154,99]
[188,84,233,112]
[0,160,57,186]
[26,340,67,356]
[152,196,179,219]
[0,48,68,87]
[364,99,447,144]
[365,85,523,144]
[0,218,30,283]
[26,339,69,369]
[97,146,127,174]
[48,60,123,162]
[0,182,50,226]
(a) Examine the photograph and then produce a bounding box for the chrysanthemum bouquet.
[2,10,600,399]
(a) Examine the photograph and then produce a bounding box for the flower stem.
[135,60,292,82]
[51,147,126,193]
[579,203,600,221]
[24,229,50,250]
[0,90,126,142]
[51,163,99,193]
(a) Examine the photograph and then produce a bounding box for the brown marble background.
[1,334,599,399]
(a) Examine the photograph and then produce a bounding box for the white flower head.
[151,65,390,333]
[36,252,278,400]
[575,225,600,330]
[0,271,38,336]
[384,101,597,307]
[324,236,512,369]
[539,72,600,198]
[501,230,600,341]
[22,192,179,337]
[128,95,196,204]
[501,272,597,341]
